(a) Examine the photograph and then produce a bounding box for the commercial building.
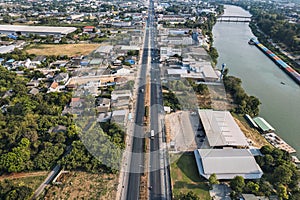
[198,109,249,147]
[0,25,77,37]
[194,149,263,180]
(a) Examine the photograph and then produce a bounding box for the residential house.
[97,112,112,122]
[114,66,131,75]
[49,125,67,133]
[51,60,69,68]
[48,81,59,92]
[70,97,83,108]
[29,88,39,95]
[96,97,111,113]
[54,73,69,84]
[83,26,95,33]
[111,109,128,127]
[111,90,132,102]
[26,79,40,88]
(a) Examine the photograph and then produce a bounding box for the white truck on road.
[150,130,154,139]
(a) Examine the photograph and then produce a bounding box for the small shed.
[253,117,275,133]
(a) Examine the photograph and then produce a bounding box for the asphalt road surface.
[126,0,171,199]
[149,0,166,199]
[125,7,151,200]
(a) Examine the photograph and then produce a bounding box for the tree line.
[228,145,300,199]
[223,75,260,117]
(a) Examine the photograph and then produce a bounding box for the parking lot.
[166,111,209,152]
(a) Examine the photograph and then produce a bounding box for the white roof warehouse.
[0,25,77,36]
[198,109,249,147]
[194,149,263,180]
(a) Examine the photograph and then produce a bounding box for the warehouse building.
[194,149,263,180]
[0,25,77,37]
[198,109,249,148]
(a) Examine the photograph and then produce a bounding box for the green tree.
[0,138,31,172]
[230,176,245,194]
[208,173,219,187]
[277,184,289,200]
[244,181,260,195]
[259,181,272,197]
[176,191,199,200]
[273,165,293,185]
[260,145,273,155]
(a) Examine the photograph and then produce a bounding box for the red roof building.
[83,26,95,32]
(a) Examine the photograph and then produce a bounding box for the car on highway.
[150,130,154,139]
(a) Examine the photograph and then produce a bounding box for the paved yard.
[166,111,209,151]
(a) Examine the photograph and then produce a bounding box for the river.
[213,5,300,155]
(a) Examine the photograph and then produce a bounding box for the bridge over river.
[217,15,251,22]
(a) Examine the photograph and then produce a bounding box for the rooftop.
[194,149,263,180]
[95,45,113,54]
[120,45,140,51]
[253,117,275,132]
[0,45,15,54]
[0,25,77,35]
[198,109,249,147]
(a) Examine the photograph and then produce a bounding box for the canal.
[213,5,300,155]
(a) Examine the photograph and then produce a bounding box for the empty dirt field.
[43,171,118,200]
[26,43,102,56]
[166,111,199,151]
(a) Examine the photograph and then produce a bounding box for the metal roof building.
[95,45,113,54]
[0,45,15,54]
[0,25,77,36]
[194,149,263,180]
[120,45,140,51]
[253,117,275,132]
[198,109,249,147]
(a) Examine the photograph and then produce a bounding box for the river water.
[213,5,300,155]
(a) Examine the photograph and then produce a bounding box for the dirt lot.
[0,171,47,181]
[166,111,200,151]
[43,171,118,200]
[26,43,102,56]
[233,115,270,148]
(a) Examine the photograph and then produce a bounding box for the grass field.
[26,43,102,56]
[170,152,211,200]
[10,175,47,191]
[0,174,47,193]
[43,171,118,200]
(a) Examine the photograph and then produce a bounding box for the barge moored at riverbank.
[249,38,300,85]
[245,114,296,154]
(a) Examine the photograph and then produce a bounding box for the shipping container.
[253,40,300,85]
[285,67,294,73]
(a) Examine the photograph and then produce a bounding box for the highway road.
[149,0,171,199]
[149,7,163,200]
[125,0,171,199]
[125,4,151,200]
